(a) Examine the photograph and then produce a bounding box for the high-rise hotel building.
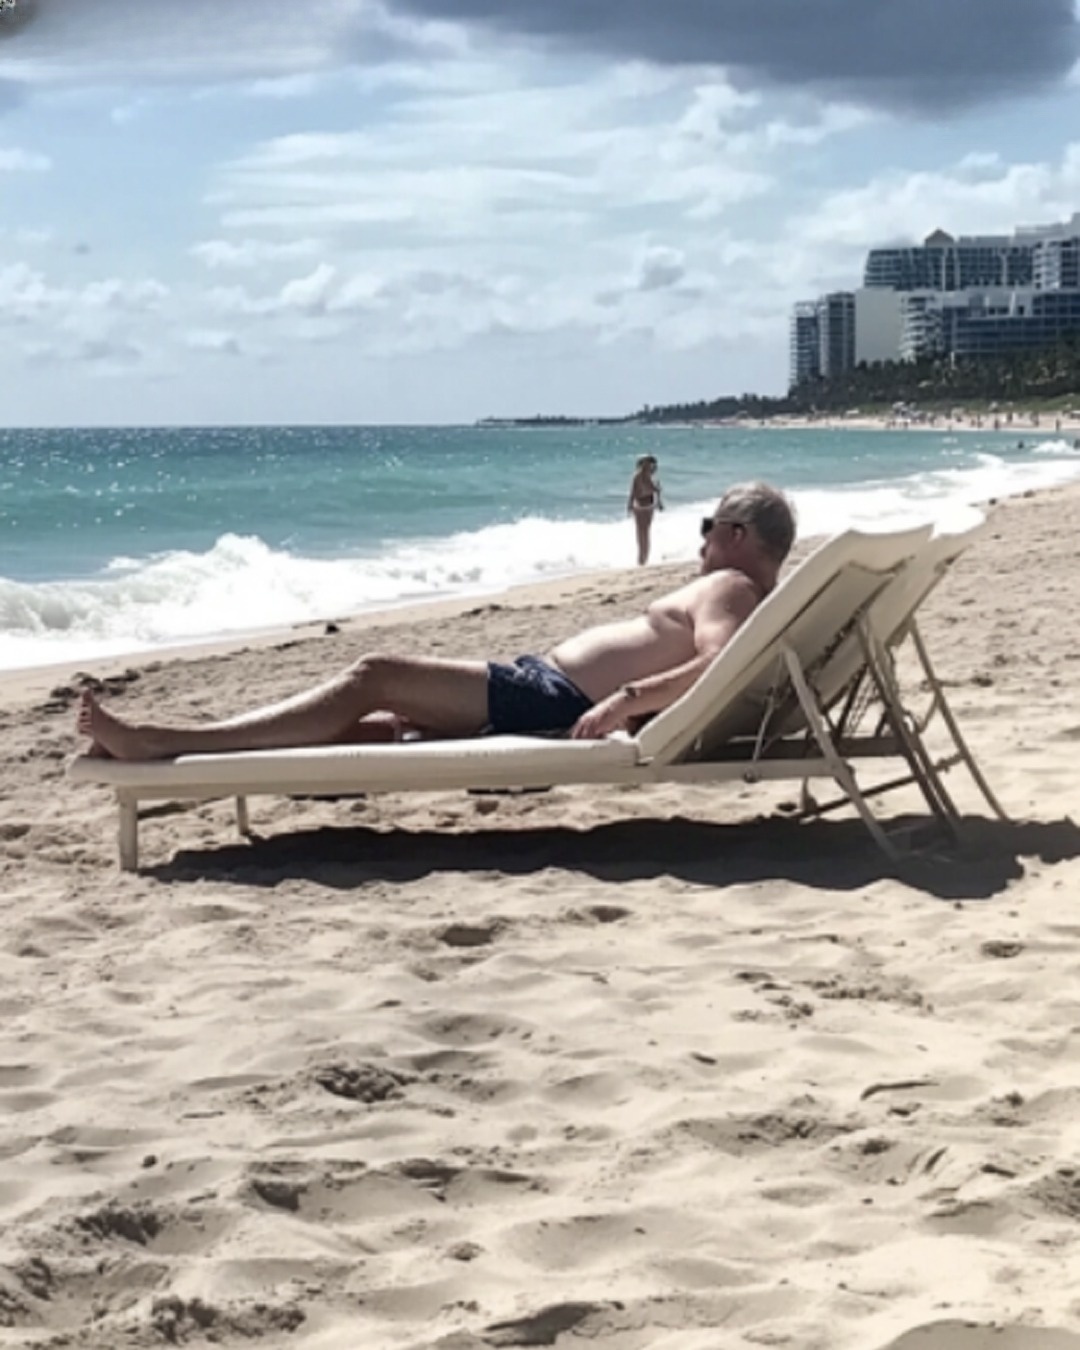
[863,228,1034,291]
[790,213,1080,388]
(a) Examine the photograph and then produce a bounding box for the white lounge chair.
[68,516,1004,870]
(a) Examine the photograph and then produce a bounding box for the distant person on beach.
[627,454,663,565]
[77,482,796,757]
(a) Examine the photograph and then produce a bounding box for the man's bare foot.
[76,690,168,762]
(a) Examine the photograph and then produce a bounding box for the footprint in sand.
[436,919,506,948]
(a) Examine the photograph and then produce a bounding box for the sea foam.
[2,434,1078,672]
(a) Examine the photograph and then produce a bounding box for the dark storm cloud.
[4,0,1075,111]
[390,0,1080,111]
[0,0,38,40]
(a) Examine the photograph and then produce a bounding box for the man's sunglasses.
[700,515,744,538]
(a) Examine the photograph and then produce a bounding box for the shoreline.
[6,422,1080,693]
[680,409,1080,435]
[0,558,695,707]
[10,476,1078,714]
[9,466,1080,706]
[763,409,1080,434]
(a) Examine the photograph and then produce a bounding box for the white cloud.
[0,264,170,339]
[184,329,243,356]
[207,67,789,253]
[206,283,273,319]
[170,54,885,381]
[0,147,50,171]
[0,263,57,320]
[190,237,322,270]
[0,226,53,246]
[674,82,762,145]
[82,278,169,311]
[280,263,337,313]
[207,264,345,318]
[799,143,1080,248]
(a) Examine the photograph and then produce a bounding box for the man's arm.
[570,574,760,740]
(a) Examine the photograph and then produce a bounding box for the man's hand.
[570,691,634,740]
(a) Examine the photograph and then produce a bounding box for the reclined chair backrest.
[866,508,986,650]
[635,523,933,765]
[771,508,987,736]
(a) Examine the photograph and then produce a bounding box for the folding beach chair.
[775,510,1007,841]
[623,511,1005,858]
[68,516,1004,870]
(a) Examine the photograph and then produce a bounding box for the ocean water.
[2,421,1079,673]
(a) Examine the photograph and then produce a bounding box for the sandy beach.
[759,409,1080,436]
[4,483,1080,1349]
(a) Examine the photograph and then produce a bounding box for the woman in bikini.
[627,454,662,565]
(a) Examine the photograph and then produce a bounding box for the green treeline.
[634,339,1080,422]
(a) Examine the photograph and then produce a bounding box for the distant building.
[790,211,1080,387]
[789,301,821,386]
[818,292,855,379]
[864,228,1034,292]
[786,291,868,387]
[943,287,1080,359]
[854,288,903,365]
[1029,214,1080,290]
[898,292,948,361]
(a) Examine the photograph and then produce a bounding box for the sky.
[1,0,1080,426]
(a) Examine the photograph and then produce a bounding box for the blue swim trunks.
[486,655,594,735]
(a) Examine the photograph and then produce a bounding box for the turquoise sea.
[2,421,1079,672]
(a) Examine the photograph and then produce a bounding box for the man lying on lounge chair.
[77,482,796,761]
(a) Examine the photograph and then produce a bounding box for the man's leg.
[78,655,491,761]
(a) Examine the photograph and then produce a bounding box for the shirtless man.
[77,482,796,761]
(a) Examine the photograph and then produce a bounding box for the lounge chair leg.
[909,622,1009,821]
[236,796,251,838]
[118,795,139,872]
[782,647,899,862]
[858,624,959,831]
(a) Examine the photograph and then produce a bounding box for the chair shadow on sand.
[150,811,1080,905]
